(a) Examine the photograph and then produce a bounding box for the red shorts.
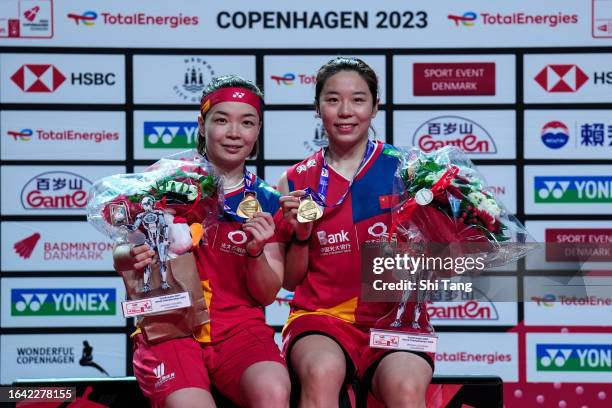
[132,334,211,408]
[203,324,286,405]
[133,324,286,407]
[282,314,434,389]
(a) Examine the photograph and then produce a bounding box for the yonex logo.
[14,293,48,312]
[537,180,571,200]
[537,344,612,372]
[232,92,245,98]
[535,176,612,203]
[539,347,573,368]
[11,289,115,316]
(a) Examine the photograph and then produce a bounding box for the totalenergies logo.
[448,12,477,26]
[8,129,33,141]
[67,11,98,26]
[270,73,296,85]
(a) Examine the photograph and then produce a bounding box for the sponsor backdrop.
[1,0,611,407]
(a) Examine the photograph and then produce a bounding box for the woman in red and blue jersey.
[278,58,434,408]
[117,75,290,408]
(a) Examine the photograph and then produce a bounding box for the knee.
[246,380,290,407]
[385,377,426,407]
[300,357,345,389]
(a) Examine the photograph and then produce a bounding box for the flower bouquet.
[87,150,222,343]
[370,146,534,353]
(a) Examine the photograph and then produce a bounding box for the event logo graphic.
[534,64,589,92]
[304,122,329,153]
[7,129,33,141]
[13,233,41,259]
[537,344,612,372]
[11,288,116,316]
[67,11,98,25]
[0,0,53,39]
[24,6,40,22]
[534,176,612,203]
[270,73,296,85]
[448,12,477,26]
[10,64,66,92]
[412,115,497,154]
[541,121,570,149]
[413,63,495,96]
[173,57,215,103]
[20,171,92,210]
[79,340,109,376]
[144,121,198,148]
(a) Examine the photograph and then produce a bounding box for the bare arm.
[245,242,285,306]
[242,212,285,305]
[278,171,312,291]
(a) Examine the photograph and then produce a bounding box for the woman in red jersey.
[278,58,434,408]
[116,75,290,408]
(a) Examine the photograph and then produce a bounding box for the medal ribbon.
[304,140,376,208]
[388,165,459,241]
[202,153,255,216]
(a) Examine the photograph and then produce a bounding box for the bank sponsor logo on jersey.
[20,171,92,210]
[316,229,351,256]
[536,344,612,372]
[534,176,612,203]
[143,121,198,149]
[11,288,116,316]
[220,230,247,256]
[412,115,497,154]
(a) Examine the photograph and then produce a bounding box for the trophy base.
[369,328,437,353]
[122,291,191,318]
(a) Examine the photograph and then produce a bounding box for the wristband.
[291,232,311,245]
[247,248,264,258]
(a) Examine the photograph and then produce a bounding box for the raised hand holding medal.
[296,140,376,224]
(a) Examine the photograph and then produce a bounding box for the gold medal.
[237,193,262,219]
[297,195,323,223]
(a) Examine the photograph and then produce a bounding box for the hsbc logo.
[10,64,117,93]
[11,65,66,92]
[534,64,589,92]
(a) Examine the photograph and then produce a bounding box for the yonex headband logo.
[232,92,245,98]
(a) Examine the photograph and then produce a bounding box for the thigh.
[132,334,211,408]
[207,324,286,405]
